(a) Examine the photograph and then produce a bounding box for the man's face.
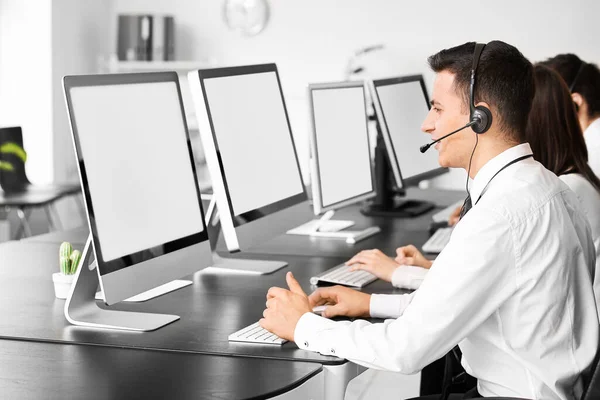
[421,71,476,169]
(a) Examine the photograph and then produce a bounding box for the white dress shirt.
[560,173,600,314]
[390,173,600,319]
[294,143,599,399]
[584,118,600,177]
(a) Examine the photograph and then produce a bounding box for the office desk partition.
[0,338,323,400]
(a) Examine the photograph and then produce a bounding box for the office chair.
[0,126,82,238]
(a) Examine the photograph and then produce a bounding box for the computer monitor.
[308,81,375,215]
[63,72,213,331]
[188,63,310,273]
[363,75,448,217]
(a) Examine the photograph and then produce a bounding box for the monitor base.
[361,199,435,218]
[95,279,192,303]
[286,219,355,235]
[64,236,180,332]
[205,253,287,275]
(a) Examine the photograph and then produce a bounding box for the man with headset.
[260,41,599,399]
[542,54,600,176]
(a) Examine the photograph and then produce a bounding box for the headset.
[469,43,493,134]
[420,42,493,153]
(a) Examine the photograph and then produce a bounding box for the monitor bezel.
[370,74,448,188]
[63,72,209,276]
[308,80,376,215]
[195,63,308,227]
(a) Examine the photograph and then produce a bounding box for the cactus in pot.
[53,242,82,299]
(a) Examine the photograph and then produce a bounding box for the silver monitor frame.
[63,72,213,307]
[188,64,309,254]
[308,80,376,215]
[368,75,447,189]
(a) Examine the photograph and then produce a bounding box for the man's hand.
[448,205,462,226]
[345,249,400,282]
[395,245,433,269]
[308,286,371,319]
[259,272,312,341]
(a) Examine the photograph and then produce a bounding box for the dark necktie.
[458,195,472,220]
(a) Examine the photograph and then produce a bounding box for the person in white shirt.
[259,41,599,400]
[354,65,600,316]
[542,54,600,176]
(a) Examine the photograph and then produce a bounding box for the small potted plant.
[0,139,28,193]
[52,242,82,299]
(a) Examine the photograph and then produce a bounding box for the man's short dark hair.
[428,41,535,142]
[541,54,600,119]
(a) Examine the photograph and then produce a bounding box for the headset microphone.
[419,120,477,153]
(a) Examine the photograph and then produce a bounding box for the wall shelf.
[100,56,217,74]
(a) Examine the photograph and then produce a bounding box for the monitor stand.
[361,135,435,218]
[64,235,180,332]
[202,194,287,275]
[95,279,192,302]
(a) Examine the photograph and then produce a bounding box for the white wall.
[0,0,111,237]
[0,0,53,184]
[96,0,600,189]
[52,0,112,183]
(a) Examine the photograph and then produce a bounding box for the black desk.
[21,225,89,245]
[4,190,460,362]
[240,188,464,258]
[0,338,321,400]
[0,241,344,364]
[4,188,461,398]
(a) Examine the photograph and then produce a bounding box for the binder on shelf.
[152,15,175,61]
[117,15,154,61]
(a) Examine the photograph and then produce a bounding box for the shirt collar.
[469,143,533,203]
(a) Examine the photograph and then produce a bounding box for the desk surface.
[3,189,458,366]
[0,241,348,365]
[0,338,321,400]
[231,188,464,258]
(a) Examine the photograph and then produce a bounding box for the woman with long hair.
[524,64,600,309]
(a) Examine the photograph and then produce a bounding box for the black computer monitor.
[63,72,213,331]
[188,63,310,273]
[363,74,448,217]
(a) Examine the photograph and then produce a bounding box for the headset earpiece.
[472,105,492,134]
[470,43,492,134]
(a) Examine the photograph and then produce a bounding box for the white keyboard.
[422,227,453,253]
[228,322,287,345]
[310,263,377,288]
[432,201,464,223]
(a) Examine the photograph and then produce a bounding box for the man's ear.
[572,93,584,108]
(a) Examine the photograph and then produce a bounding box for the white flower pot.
[52,272,75,299]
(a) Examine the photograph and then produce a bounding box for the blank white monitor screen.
[376,81,440,181]
[70,82,204,262]
[311,86,373,208]
[203,72,305,217]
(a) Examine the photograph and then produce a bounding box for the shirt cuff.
[294,312,339,356]
[370,293,416,319]
[391,265,429,289]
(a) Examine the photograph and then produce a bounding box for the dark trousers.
[408,386,481,400]
[420,349,477,397]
